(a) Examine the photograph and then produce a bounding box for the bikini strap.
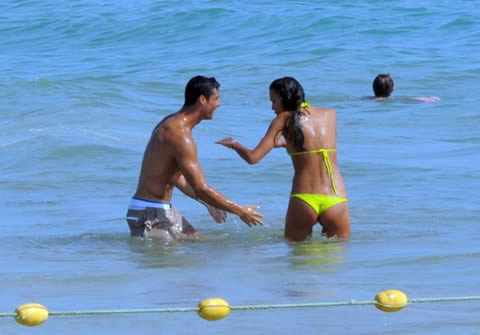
[288,148,339,195]
[321,150,339,195]
[288,148,336,156]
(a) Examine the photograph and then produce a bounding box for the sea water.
[1,1,480,334]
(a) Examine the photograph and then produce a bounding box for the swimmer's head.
[269,77,305,112]
[372,74,394,98]
[184,76,220,106]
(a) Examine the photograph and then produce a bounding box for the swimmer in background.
[217,77,350,242]
[369,73,440,102]
[126,76,263,242]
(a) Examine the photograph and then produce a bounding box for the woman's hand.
[216,137,236,149]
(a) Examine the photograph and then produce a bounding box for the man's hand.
[205,203,227,223]
[239,205,264,227]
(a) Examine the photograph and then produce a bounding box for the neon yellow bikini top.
[288,149,338,195]
[288,102,339,195]
[300,102,311,108]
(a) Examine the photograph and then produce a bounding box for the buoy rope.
[232,300,376,310]
[2,295,480,318]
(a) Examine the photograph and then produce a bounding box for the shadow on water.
[15,229,348,274]
[287,239,346,267]
[21,232,207,270]
[125,234,227,269]
[126,236,185,268]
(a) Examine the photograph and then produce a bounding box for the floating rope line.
[408,296,480,304]
[2,295,480,319]
[232,300,377,311]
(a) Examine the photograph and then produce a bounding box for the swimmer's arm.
[175,137,263,226]
[411,96,441,103]
[216,114,287,165]
[175,142,241,214]
[175,174,198,200]
[175,174,227,223]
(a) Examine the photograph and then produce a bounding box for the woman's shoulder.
[307,106,336,117]
[312,106,335,113]
[272,111,290,122]
[268,111,289,130]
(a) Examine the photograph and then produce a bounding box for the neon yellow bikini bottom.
[291,193,348,216]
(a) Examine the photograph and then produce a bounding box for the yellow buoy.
[15,303,49,326]
[197,298,231,321]
[375,289,408,312]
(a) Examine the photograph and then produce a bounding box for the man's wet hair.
[184,76,220,106]
[372,74,394,98]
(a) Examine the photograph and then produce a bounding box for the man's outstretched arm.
[175,174,227,223]
[174,135,263,227]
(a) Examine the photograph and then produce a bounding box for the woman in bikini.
[216,77,350,241]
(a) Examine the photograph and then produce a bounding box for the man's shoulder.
[154,118,193,146]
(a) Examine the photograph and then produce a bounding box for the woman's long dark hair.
[269,77,306,152]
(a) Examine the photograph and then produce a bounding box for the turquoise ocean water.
[1,1,480,334]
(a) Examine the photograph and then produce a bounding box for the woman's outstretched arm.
[216,112,288,164]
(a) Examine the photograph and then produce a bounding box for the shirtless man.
[126,76,263,241]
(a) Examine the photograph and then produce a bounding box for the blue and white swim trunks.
[126,197,197,241]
